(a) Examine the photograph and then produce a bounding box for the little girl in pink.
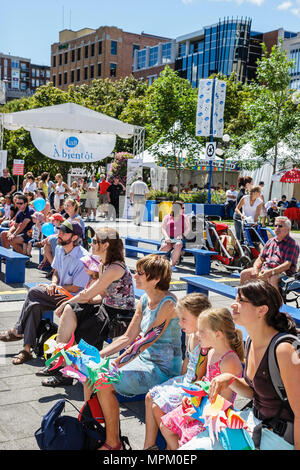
[160,307,244,450]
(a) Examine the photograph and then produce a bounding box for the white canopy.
[0,102,137,138]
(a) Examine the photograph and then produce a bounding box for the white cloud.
[181,0,195,3]
[277,1,293,10]
[291,7,300,15]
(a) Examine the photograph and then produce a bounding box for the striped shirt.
[260,235,299,276]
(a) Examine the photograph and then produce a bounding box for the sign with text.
[13,159,24,175]
[30,128,116,163]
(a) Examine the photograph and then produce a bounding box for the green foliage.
[147,189,207,203]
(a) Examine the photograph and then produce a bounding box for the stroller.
[204,218,252,271]
[242,222,275,262]
[280,272,300,309]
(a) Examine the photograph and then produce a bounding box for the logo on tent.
[66,137,79,148]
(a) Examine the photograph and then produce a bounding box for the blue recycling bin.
[143,200,157,222]
[193,204,225,218]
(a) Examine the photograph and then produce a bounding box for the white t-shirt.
[225,189,238,203]
[130,180,149,197]
[242,195,263,218]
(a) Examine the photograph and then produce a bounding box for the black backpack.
[33,318,58,358]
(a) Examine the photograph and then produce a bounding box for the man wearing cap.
[240,216,299,290]
[0,220,90,365]
[265,197,280,223]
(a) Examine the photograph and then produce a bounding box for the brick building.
[0,53,50,102]
[50,26,171,90]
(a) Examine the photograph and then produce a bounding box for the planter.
[143,200,157,222]
[158,201,173,221]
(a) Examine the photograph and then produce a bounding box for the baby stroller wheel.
[238,255,252,269]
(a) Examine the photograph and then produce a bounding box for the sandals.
[101,442,123,450]
[41,375,73,387]
[12,350,32,365]
[0,330,23,342]
[36,365,62,377]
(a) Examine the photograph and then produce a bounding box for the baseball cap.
[50,213,64,223]
[80,254,101,272]
[57,219,83,237]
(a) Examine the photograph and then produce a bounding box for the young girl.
[143,293,211,450]
[70,180,80,201]
[160,307,244,450]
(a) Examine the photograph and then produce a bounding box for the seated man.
[240,216,299,290]
[224,184,238,218]
[1,194,35,254]
[0,220,90,365]
[265,197,279,223]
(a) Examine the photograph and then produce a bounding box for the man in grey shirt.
[129,176,149,226]
[0,220,89,366]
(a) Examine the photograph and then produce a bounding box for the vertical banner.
[123,158,143,219]
[196,79,213,137]
[212,80,227,138]
[0,150,8,176]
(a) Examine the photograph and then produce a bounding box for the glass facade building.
[175,18,256,87]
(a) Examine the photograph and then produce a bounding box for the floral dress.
[149,335,208,414]
[161,350,242,448]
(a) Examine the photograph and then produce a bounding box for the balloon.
[41,222,55,237]
[33,197,46,212]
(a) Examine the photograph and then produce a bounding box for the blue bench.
[182,248,218,275]
[181,275,300,331]
[0,247,29,283]
[124,236,162,249]
[124,244,167,259]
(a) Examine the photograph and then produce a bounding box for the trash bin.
[143,200,157,222]
[158,201,172,222]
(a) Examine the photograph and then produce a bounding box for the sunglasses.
[135,270,145,276]
[16,202,25,205]
[92,238,106,245]
[274,224,285,228]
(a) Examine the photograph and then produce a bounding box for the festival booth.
[237,141,298,201]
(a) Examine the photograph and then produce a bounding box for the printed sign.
[212,80,227,138]
[30,128,116,163]
[13,159,24,175]
[196,80,213,137]
[205,142,216,161]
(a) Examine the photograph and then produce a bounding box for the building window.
[98,41,102,55]
[58,73,62,85]
[90,64,94,79]
[53,55,56,67]
[36,69,40,78]
[133,44,140,57]
[111,40,118,55]
[76,69,80,81]
[32,69,36,77]
[149,46,158,67]
[46,70,50,78]
[59,54,62,66]
[77,48,81,61]
[32,79,35,87]
[148,75,157,85]
[71,50,75,62]
[71,70,74,83]
[137,50,147,69]
[53,76,56,87]
[64,72,68,84]
[91,43,95,57]
[110,63,117,77]
[162,43,172,63]
[85,45,89,58]
[11,60,19,68]
[84,66,88,80]
[64,52,68,64]
[98,63,102,77]
[36,79,40,87]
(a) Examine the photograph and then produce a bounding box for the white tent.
[0,102,144,164]
[0,102,137,137]
[237,141,295,201]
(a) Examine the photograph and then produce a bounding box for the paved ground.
[0,218,299,451]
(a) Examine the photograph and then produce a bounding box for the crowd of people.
[0,167,299,451]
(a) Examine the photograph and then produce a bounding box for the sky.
[1,0,300,66]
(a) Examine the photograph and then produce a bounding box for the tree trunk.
[269,142,278,200]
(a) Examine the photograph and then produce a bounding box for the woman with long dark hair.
[186,280,300,451]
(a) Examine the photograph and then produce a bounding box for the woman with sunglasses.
[88,254,181,450]
[42,227,135,386]
[159,201,191,272]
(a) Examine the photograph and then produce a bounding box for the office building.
[50,26,171,90]
[0,53,50,102]
[283,32,300,90]
[132,18,298,88]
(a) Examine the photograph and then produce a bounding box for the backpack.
[35,397,131,451]
[33,318,58,358]
[247,331,300,448]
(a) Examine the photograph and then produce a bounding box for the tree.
[145,66,203,195]
[239,41,299,198]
